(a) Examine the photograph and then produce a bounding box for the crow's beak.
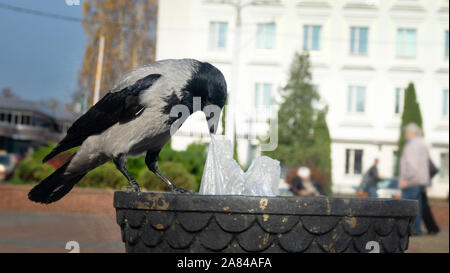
[208,118,219,134]
[210,125,218,134]
[206,111,219,134]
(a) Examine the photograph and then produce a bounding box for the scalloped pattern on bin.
[118,210,414,253]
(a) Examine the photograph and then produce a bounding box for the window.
[21,115,30,125]
[440,153,449,179]
[209,22,228,50]
[0,113,4,122]
[303,25,322,51]
[395,88,404,115]
[350,27,368,55]
[445,30,449,58]
[397,28,416,57]
[345,149,364,175]
[347,86,366,113]
[254,83,272,107]
[256,23,276,49]
[443,89,449,117]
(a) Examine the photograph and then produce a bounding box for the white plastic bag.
[199,134,280,196]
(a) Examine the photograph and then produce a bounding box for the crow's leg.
[113,153,140,192]
[145,151,188,193]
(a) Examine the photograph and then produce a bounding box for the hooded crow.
[28,59,227,204]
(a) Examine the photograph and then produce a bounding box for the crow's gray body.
[66,59,199,173]
[28,58,227,204]
[68,59,198,174]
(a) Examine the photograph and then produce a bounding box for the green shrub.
[126,156,147,179]
[12,143,75,185]
[126,141,207,191]
[78,162,128,189]
[10,140,207,192]
[137,162,197,192]
[14,158,55,184]
[158,141,207,187]
[30,143,56,162]
[179,142,207,184]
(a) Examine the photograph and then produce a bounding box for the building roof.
[52,106,79,122]
[0,96,78,122]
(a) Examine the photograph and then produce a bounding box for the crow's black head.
[184,62,227,133]
[187,62,227,109]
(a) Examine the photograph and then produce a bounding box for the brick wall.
[0,184,115,215]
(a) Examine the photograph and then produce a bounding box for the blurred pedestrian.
[399,123,429,236]
[360,158,382,198]
[421,160,440,235]
[290,167,325,196]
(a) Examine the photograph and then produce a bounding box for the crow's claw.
[126,183,140,193]
[171,185,189,194]
[132,184,141,193]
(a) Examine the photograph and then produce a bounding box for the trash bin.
[114,191,417,253]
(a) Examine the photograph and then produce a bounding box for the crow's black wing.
[43,74,162,163]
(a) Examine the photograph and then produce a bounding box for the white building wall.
[156,0,449,198]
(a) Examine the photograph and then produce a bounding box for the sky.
[0,0,87,103]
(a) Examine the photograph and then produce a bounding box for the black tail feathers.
[42,143,71,163]
[42,150,59,163]
[28,160,86,204]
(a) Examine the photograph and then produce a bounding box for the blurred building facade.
[156,0,449,198]
[0,96,76,154]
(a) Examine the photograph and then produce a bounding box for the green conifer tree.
[264,52,332,191]
[396,82,423,175]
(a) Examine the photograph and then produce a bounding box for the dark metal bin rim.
[113,191,418,217]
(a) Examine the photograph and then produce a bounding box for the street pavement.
[407,232,449,253]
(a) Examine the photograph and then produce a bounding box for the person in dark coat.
[361,159,382,198]
[421,160,440,235]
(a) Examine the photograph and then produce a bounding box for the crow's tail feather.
[42,149,62,163]
[42,139,80,163]
[28,159,86,204]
